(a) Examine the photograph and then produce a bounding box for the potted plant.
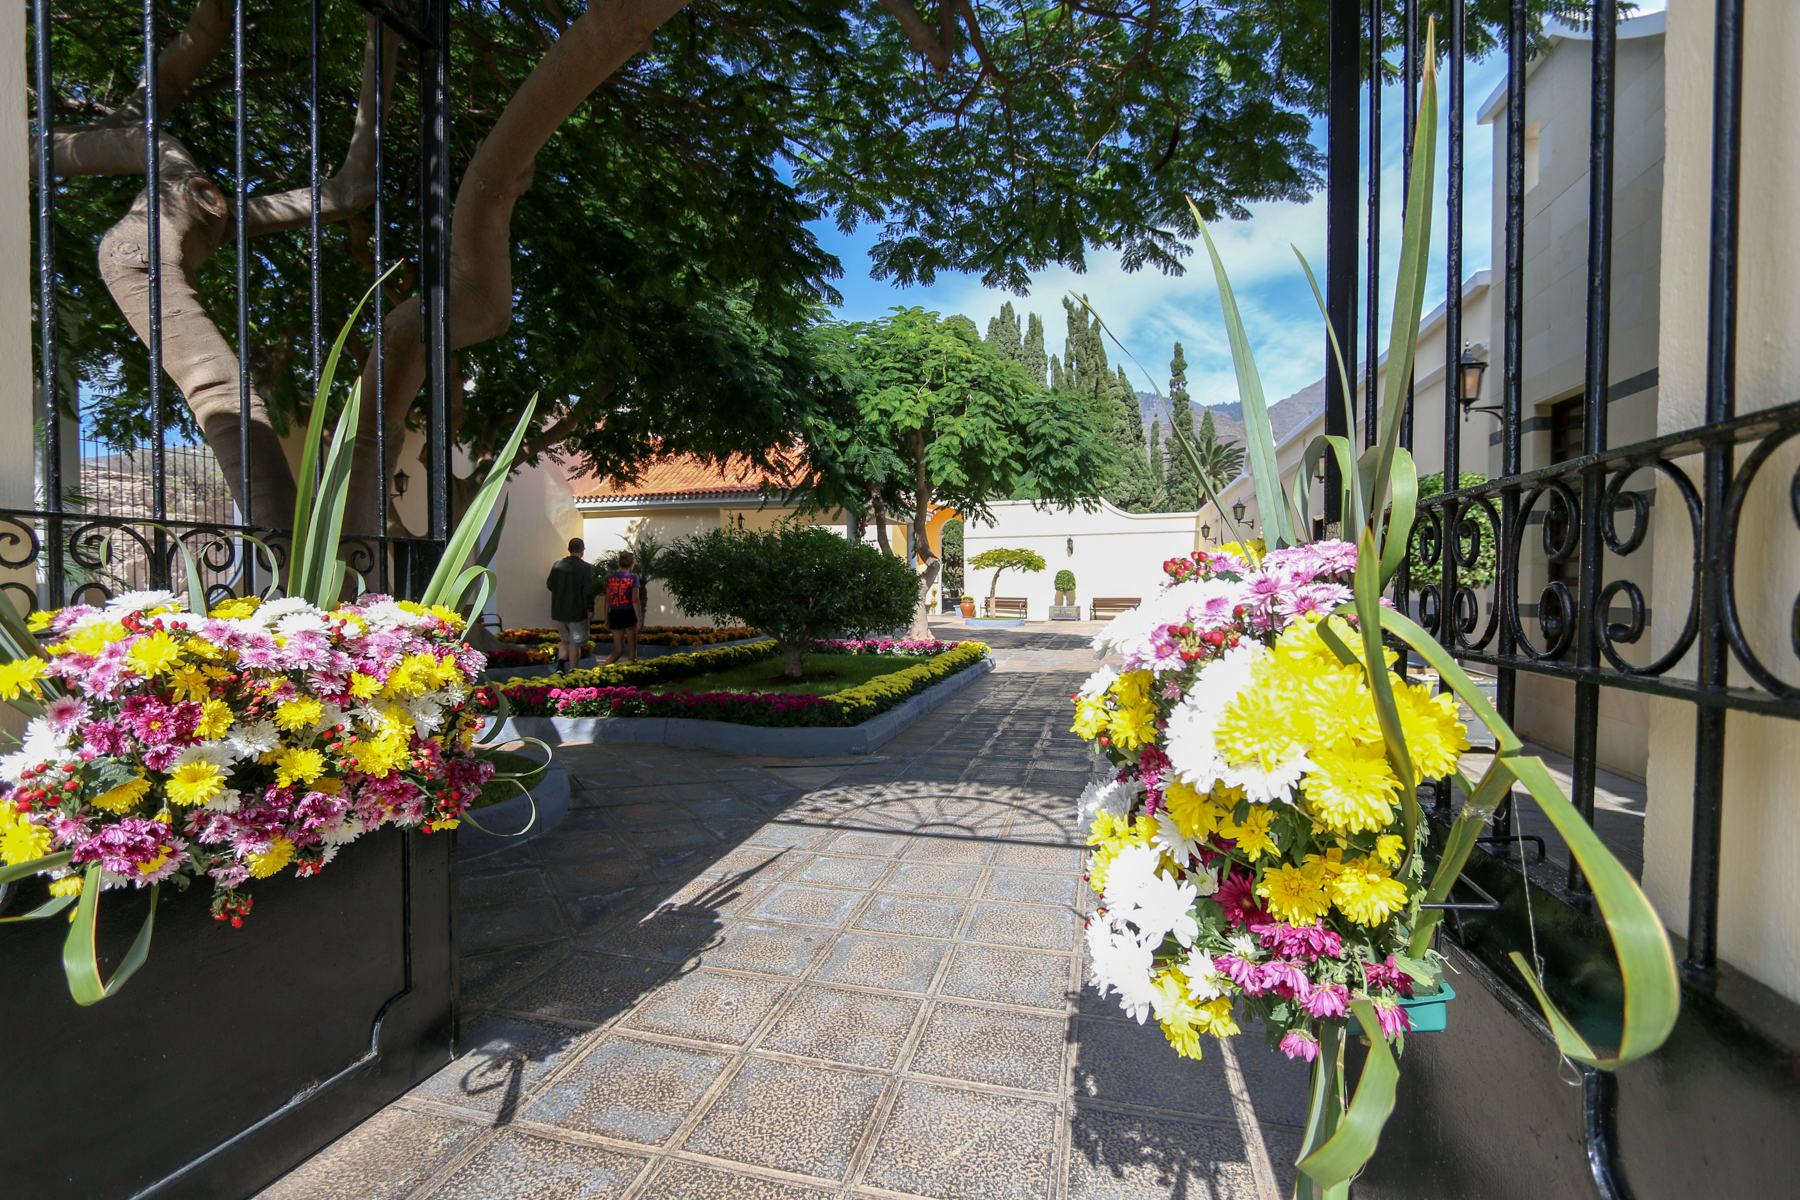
[1054,569,1077,606]
[960,594,977,618]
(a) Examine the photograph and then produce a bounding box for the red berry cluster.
[210,890,254,928]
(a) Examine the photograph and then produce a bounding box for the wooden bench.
[1089,597,1142,621]
[985,596,1028,619]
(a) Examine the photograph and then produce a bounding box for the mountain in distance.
[1137,389,1320,454]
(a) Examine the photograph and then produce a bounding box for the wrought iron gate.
[1321,1,1800,1197]
[3,6,461,1198]
[15,0,454,614]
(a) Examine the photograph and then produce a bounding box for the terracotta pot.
[960,596,976,618]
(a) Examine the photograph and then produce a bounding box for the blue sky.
[810,52,1516,409]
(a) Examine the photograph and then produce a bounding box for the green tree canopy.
[658,523,918,677]
[968,547,1047,602]
[1060,298,1159,513]
[1164,342,1202,510]
[803,307,1112,632]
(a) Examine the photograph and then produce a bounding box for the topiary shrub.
[659,521,919,677]
[1054,569,1077,592]
[968,547,1047,604]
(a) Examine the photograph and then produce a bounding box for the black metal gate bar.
[421,0,452,545]
[234,0,251,530]
[309,0,323,403]
[143,0,166,566]
[1686,0,1747,986]
[373,13,389,587]
[1363,0,1381,449]
[31,0,62,608]
[1443,0,1464,492]
[1566,0,1618,897]
[1324,0,1360,528]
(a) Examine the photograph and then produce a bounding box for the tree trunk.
[871,492,891,555]
[906,434,938,640]
[781,641,806,680]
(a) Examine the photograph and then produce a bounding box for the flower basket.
[1355,979,1456,1036]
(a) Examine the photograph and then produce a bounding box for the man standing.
[546,538,596,673]
[603,549,644,665]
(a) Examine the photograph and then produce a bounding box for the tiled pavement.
[259,626,1307,1200]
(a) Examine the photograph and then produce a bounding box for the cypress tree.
[1149,417,1164,482]
[1060,297,1158,511]
[1022,312,1047,388]
[1163,340,1201,510]
[985,301,1023,363]
[1049,353,1065,391]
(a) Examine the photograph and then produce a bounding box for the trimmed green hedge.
[817,642,991,725]
[490,639,779,691]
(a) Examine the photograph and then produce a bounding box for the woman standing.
[603,550,644,664]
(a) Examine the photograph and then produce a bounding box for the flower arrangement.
[0,280,543,1004]
[1069,23,1676,1195]
[0,591,492,919]
[1074,541,1463,1065]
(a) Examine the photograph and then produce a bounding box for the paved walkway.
[260,626,1306,1200]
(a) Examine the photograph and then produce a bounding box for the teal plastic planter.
[1355,981,1457,1035]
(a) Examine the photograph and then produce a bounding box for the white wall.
[1,4,29,738]
[961,499,1201,617]
[582,504,730,627]
[1642,0,1800,1002]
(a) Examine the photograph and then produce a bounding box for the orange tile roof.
[571,453,802,503]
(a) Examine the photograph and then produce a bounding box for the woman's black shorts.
[607,607,638,631]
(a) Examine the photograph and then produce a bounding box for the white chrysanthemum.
[363,599,427,629]
[175,741,238,769]
[1103,843,1200,949]
[320,815,364,846]
[1153,810,1202,865]
[1183,949,1230,1001]
[245,596,314,627]
[227,720,281,759]
[274,610,331,638]
[401,696,446,736]
[1078,777,1140,823]
[1077,665,1118,698]
[1086,916,1159,1023]
[1100,843,1162,908]
[1223,748,1314,805]
[103,589,180,616]
[1164,642,1266,790]
[1227,930,1261,958]
[203,788,243,814]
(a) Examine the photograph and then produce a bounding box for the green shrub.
[1406,471,1497,588]
[659,522,919,678]
[1054,569,1076,591]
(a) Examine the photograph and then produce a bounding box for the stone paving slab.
[258,625,1306,1200]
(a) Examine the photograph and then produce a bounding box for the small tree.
[969,547,1047,605]
[659,523,919,678]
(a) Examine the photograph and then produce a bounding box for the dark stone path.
[259,625,1306,1199]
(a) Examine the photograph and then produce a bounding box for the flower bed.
[486,641,989,727]
[498,624,758,648]
[485,644,555,667]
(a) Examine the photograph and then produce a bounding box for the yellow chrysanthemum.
[196,698,234,741]
[1106,670,1161,750]
[1151,968,1208,1059]
[91,775,154,814]
[246,836,295,878]
[25,610,53,632]
[1375,834,1405,867]
[167,759,228,807]
[1198,997,1241,1038]
[274,696,325,731]
[1393,683,1471,780]
[0,656,48,701]
[58,621,129,658]
[428,604,466,632]
[274,747,327,788]
[0,816,53,866]
[49,875,83,897]
[208,596,262,619]
[166,664,215,703]
[1214,683,1311,774]
[1329,855,1411,925]
[349,672,381,701]
[396,600,430,618]
[1222,805,1278,860]
[1257,862,1331,926]
[1305,742,1400,833]
[126,630,184,677]
[1162,780,1226,840]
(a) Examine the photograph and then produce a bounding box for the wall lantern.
[392,469,409,496]
[1457,344,1499,420]
[1201,523,1212,540]
[1067,537,1074,556]
[1232,500,1247,522]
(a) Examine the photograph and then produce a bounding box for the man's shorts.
[554,617,590,645]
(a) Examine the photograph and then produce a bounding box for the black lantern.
[1201,523,1212,540]
[1457,345,1495,418]
[1067,537,1075,556]
[392,469,409,496]
[1232,500,1247,522]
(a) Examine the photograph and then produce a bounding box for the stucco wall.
[1,4,28,739]
[960,499,1200,618]
[1642,0,1800,1002]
